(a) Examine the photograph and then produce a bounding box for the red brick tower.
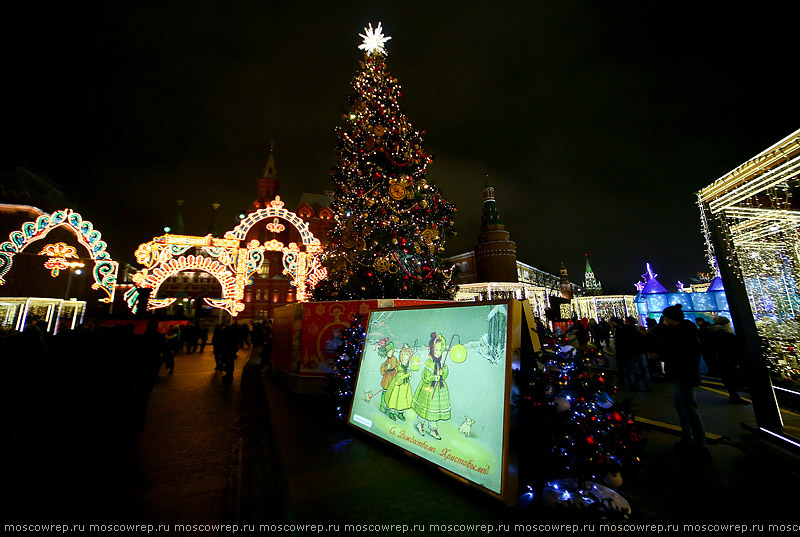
[474,179,518,282]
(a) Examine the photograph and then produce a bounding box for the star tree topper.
[358,22,392,56]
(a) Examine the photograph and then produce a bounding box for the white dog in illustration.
[458,416,475,438]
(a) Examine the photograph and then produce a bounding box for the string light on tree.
[314,23,457,300]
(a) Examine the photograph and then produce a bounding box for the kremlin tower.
[583,253,603,296]
[474,179,518,282]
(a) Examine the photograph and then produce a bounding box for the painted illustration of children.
[384,344,414,421]
[378,340,398,415]
[412,333,451,440]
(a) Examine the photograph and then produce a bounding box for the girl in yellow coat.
[384,344,413,421]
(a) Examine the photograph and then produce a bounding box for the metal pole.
[703,202,782,429]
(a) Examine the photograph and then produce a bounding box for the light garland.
[0,208,118,302]
[130,196,327,316]
[697,129,800,386]
[38,242,84,277]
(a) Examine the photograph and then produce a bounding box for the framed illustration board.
[347,300,521,505]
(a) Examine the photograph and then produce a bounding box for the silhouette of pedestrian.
[707,317,750,404]
[657,304,711,463]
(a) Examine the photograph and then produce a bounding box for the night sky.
[3,1,798,293]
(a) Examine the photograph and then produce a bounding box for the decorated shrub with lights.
[329,313,367,419]
[314,23,456,301]
[516,344,641,515]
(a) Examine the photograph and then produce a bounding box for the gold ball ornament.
[450,343,467,363]
[342,234,357,249]
[389,183,407,200]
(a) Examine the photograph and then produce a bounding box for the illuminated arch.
[225,196,322,249]
[132,254,243,315]
[0,208,119,302]
[129,196,327,317]
[225,195,326,301]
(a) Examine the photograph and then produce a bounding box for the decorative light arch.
[0,208,119,302]
[131,254,243,315]
[129,196,326,316]
[226,196,321,247]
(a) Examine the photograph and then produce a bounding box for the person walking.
[600,318,612,348]
[621,316,652,392]
[657,304,711,463]
[588,318,603,349]
[212,323,226,371]
[644,317,663,377]
[695,317,718,377]
[609,318,628,388]
[707,316,750,404]
[200,324,210,352]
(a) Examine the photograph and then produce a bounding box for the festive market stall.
[270,298,451,393]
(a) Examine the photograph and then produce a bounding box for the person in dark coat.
[707,316,749,404]
[134,321,171,426]
[618,316,651,391]
[644,317,663,377]
[212,323,226,371]
[575,318,590,349]
[599,319,611,348]
[609,318,628,387]
[695,317,718,377]
[657,304,711,462]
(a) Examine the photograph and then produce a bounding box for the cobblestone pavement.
[3,344,246,527]
[119,346,244,524]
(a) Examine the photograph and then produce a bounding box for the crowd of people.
[535,306,751,464]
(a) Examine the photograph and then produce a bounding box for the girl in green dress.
[412,333,451,440]
[384,344,414,421]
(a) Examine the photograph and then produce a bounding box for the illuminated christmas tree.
[314,23,457,300]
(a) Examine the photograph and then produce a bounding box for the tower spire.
[263,141,277,178]
[207,202,220,237]
[170,199,185,234]
[474,178,517,282]
[254,142,280,209]
[583,253,603,296]
[480,176,504,229]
